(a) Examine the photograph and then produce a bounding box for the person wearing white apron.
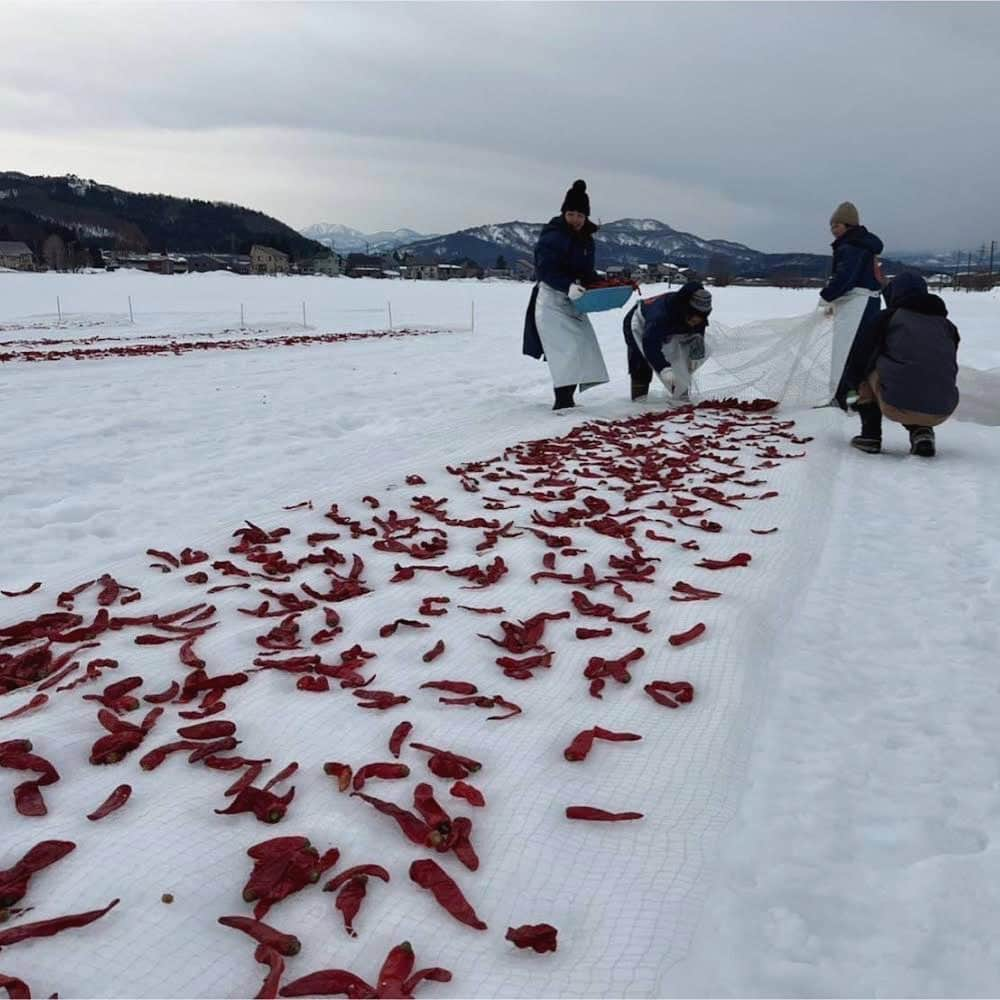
[522,180,609,410]
[819,201,884,407]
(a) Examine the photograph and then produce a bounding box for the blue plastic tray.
[572,285,635,313]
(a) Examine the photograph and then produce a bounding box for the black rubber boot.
[630,377,651,401]
[850,402,883,454]
[552,384,576,410]
[906,425,936,457]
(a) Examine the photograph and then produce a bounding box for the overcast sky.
[2,1,998,253]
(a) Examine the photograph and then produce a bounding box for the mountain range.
[304,217,928,280]
[300,223,439,254]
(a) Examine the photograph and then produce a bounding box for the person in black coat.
[820,201,884,407]
[621,282,713,401]
[848,272,959,457]
[522,180,607,409]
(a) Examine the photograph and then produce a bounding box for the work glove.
[817,297,835,318]
[568,282,586,302]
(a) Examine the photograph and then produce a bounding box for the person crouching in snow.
[621,282,713,402]
[820,201,885,407]
[522,179,609,410]
[847,273,959,458]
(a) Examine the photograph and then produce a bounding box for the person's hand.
[568,282,586,302]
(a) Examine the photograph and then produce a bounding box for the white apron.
[829,288,881,396]
[534,282,609,391]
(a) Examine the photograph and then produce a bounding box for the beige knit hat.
[830,201,860,227]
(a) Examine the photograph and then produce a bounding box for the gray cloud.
[1,1,997,253]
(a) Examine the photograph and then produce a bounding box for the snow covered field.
[1,272,999,998]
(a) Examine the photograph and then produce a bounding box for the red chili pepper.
[334,876,368,938]
[0,973,31,999]
[565,806,643,821]
[143,680,181,704]
[695,553,752,570]
[86,784,132,821]
[188,736,241,764]
[216,785,294,824]
[408,858,487,930]
[449,781,485,807]
[0,581,41,598]
[323,761,353,792]
[376,941,415,996]
[263,762,298,793]
[227,762,266,798]
[457,605,505,614]
[419,680,477,695]
[671,581,722,602]
[409,742,481,773]
[413,783,452,848]
[0,693,48,721]
[450,816,479,871]
[176,720,237,741]
[487,695,522,721]
[0,839,75,908]
[351,791,430,846]
[323,864,390,894]
[388,721,412,759]
[352,762,409,791]
[421,639,445,663]
[0,898,119,947]
[575,627,613,640]
[668,623,706,647]
[255,943,286,1000]
[295,675,330,693]
[218,914,301,956]
[278,970,375,998]
[506,923,558,953]
[203,754,271,772]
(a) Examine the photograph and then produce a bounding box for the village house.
[250,245,290,275]
[0,240,34,270]
[311,252,340,277]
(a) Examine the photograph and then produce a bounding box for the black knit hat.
[561,179,590,217]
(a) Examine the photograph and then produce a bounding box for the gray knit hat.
[830,201,860,227]
[689,287,713,314]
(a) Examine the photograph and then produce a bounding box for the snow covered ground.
[1,273,999,998]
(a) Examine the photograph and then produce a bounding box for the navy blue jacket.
[534,215,598,293]
[848,273,959,415]
[636,282,709,373]
[820,225,884,302]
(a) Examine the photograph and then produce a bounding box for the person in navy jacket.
[848,273,959,458]
[522,180,609,410]
[820,201,884,407]
[621,281,713,401]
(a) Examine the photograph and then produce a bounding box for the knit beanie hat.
[830,201,860,227]
[689,287,713,314]
[561,179,590,216]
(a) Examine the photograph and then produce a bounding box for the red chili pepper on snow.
[388,721,412,759]
[143,680,181,704]
[506,923,558,953]
[0,839,75,908]
[86,784,132,821]
[0,693,48,721]
[565,806,643,822]
[323,762,353,792]
[352,762,409,791]
[351,791,431,845]
[668,623,706,647]
[419,680,477,695]
[323,864,391,894]
[0,898,119,948]
[177,720,237,741]
[0,582,41,598]
[450,781,485,807]
[643,680,695,708]
[575,627,613,640]
[408,858,487,930]
[421,639,445,663]
[218,914,301,956]
[695,553,752,570]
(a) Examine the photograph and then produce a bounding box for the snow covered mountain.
[301,224,438,253]
[394,218,842,279]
